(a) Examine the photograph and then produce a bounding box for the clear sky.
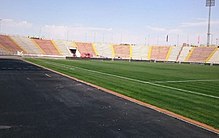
[0,0,218,45]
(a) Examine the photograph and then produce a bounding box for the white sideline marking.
[154,79,219,83]
[41,60,219,99]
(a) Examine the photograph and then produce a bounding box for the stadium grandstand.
[112,44,131,59]
[148,46,171,61]
[74,42,97,58]
[132,45,149,60]
[95,43,112,58]
[0,34,219,64]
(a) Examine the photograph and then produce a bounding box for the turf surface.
[25,58,219,129]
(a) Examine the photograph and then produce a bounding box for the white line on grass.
[154,79,219,83]
[41,60,219,99]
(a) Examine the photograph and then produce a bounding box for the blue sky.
[0,0,218,45]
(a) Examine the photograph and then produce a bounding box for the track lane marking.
[26,77,31,80]
[0,125,12,130]
[41,60,219,99]
[45,73,51,78]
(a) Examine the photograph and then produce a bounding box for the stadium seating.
[113,45,131,59]
[132,45,149,60]
[177,46,192,62]
[10,36,43,55]
[52,40,72,56]
[149,46,170,61]
[0,35,26,54]
[168,46,182,61]
[1,34,219,65]
[75,42,97,57]
[208,48,219,64]
[186,47,217,62]
[95,43,112,58]
[33,39,61,55]
[0,44,12,55]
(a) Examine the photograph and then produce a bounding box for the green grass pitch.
[26,58,219,129]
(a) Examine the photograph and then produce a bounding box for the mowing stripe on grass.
[41,60,219,99]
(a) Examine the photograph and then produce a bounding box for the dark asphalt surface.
[0,58,218,138]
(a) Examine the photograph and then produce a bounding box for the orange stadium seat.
[187,47,217,62]
[33,39,60,55]
[0,35,26,54]
[150,46,170,61]
[75,42,96,57]
[113,45,130,59]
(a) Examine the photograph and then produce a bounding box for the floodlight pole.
[207,5,212,46]
[206,0,215,47]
